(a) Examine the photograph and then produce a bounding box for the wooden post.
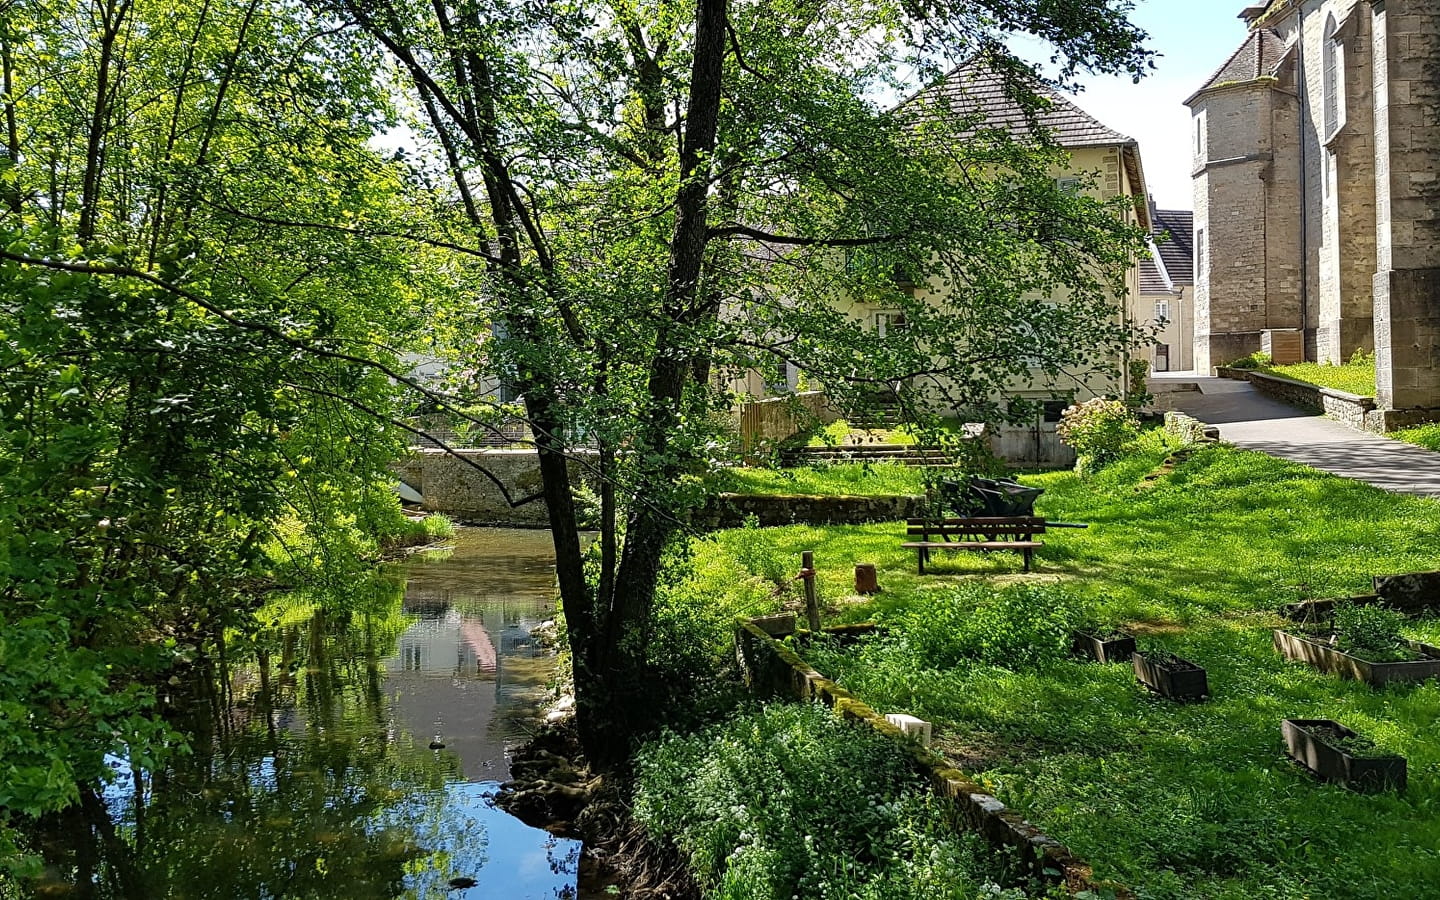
[801,550,820,632]
[854,563,880,595]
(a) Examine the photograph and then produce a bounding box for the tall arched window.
[1323,14,1343,138]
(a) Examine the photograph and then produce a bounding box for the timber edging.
[734,619,1130,898]
[694,492,928,529]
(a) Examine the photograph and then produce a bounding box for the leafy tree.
[317,0,1155,764]
[0,0,1156,779]
[0,0,431,858]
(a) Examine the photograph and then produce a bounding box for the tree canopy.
[0,0,1157,829]
[316,0,1154,760]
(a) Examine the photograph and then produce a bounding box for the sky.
[1018,1,1256,211]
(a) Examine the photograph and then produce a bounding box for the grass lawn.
[690,438,1440,899]
[1393,423,1440,452]
[712,462,927,497]
[1259,360,1377,397]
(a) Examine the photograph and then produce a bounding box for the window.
[1323,14,1343,139]
[1155,344,1171,373]
[1042,400,1069,423]
[1194,110,1206,161]
[1154,299,1171,323]
[1196,228,1207,283]
[1055,176,1082,196]
[874,310,908,338]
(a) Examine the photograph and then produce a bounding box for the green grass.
[1260,360,1377,397]
[686,438,1440,899]
[1392,423,1440,452]
[712,462,927,497]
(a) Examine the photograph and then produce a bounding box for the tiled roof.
[1140,209,1194,293]
[1154,209,1194,285]
[1139,256,1170,294]
[902,60,1134,148]
[1189,28,1288,102]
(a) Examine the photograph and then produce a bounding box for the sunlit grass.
[1261,359,1376,397]
[712,462,928,497]
[690,441,1440,898]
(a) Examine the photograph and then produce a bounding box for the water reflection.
[26,528,578,899]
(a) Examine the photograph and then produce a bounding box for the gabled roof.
[903,60,1134,149]
[1140,209,1194,294]
[1153,209,1194,286]
[1139,255,1170,294]
[1187,28,1288,105]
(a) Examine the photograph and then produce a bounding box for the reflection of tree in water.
[29,577,491,899]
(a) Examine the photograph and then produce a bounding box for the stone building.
[733,61,1154,464]
[1189,0,1440,418]
[1136,207,1195,372]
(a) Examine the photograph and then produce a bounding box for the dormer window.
[1323,15,1344,140]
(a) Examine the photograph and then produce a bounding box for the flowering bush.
[1056,397,1139,475]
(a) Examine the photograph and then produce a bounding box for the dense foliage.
[306,0,1156,760]
[0,0,432,862]
[634,702,1047,900]
[1055,397,1138,474]
[2,0,1162,861]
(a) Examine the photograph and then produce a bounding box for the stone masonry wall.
[394,448,599,526]
[1331,3,1378,363]
[1192,84,1277,371]
[1373,0,1440,411]
[696,493,927,530]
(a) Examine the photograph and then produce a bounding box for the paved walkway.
[1152,372,1440,497]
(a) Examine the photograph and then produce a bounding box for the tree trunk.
[577,0,729,768]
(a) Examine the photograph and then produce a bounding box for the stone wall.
[1372,0,1440,410]
[1215,369,1435,433]
[1192,83,1278,373]
[1163,411,1220,444]
[394,448,599,526]
[696,493,927,530]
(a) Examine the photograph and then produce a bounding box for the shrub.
[889,584,1083,672]
[1332,601,1412,662]
[1055,398,1139,475]
[1226,351,1271,370]
[633,703,1038,900]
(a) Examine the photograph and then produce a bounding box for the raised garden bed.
[1285,571,1440,620]
[1282,719,1407,793]
[1132,651,1209,701]
[1072,629,1136,664]
[1272,629,1440,686]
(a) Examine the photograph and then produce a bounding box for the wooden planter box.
[1272,629,1440,687]
[1282,719,1407,793]
[1132,651,1209,701]
[749,613,797,637]
[1072,630,1136,664]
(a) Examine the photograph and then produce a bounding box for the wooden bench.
[902,516,1047,573]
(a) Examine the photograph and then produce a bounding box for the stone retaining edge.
[1162,411,1219,445]
[734,620,1130,898]
[1213,369,1440,433]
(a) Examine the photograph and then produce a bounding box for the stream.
[24,528,580,899]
